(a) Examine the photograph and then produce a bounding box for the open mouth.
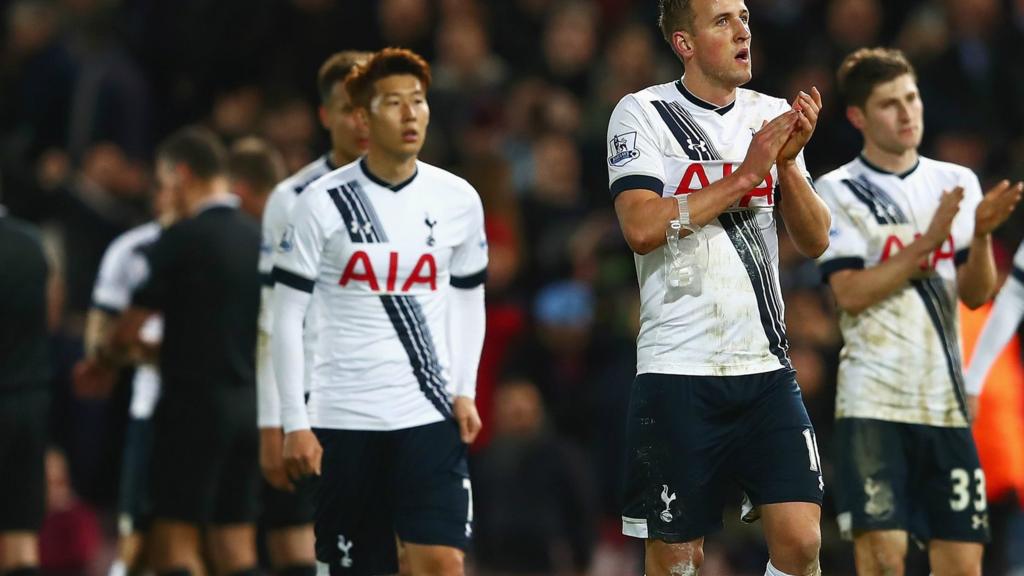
[402,130,419,143]
[735,48,750,63]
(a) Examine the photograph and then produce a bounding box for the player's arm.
[965,272,1024,417]
[956,179,1023,308]
[829,188,962,315]
[776,88,830,258]
[614,110,799,255]
[271,192,327,480]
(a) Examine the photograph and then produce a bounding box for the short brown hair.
[344,47,432,110]
[157,126,226,180]
[317,50,372,104]
[658,0,695,43]
[837,47,916,108]
[227,137,285,195]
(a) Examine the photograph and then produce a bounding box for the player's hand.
[967,394,980,422]
[71,358,117,398]
[921,187,963,251]
[453,396,482,444]
[260,427,294,492]
[974,180,1023,238]
[283,429,322,481]
[777,87,822,164]
[738,110,800,183]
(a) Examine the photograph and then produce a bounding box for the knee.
[773,527,821,574]
[648,542,704,576]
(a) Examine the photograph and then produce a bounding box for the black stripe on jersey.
[327,187,367,243]
[260,272,275,287]
[842,177,908,225]
[721,211,791,368]
[451,268,487,289]
[272,267,315,293]
[344,182,390,243]
[380,295,453,419]
[651,101,720,161]
[911,277,969,419]
[954,248,970,267]
[818,257,865,280]
[1014,267,1024,284]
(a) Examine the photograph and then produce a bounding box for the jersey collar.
[858,153,920,179]
[359,157,418,192]
[676,79,736,116]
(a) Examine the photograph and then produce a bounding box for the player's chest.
[322,195,458,294]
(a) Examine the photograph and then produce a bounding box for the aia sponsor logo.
[339,251,437,292]
[673,162,774,208]
[880,234,954,270]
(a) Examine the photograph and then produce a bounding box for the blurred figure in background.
[227,137,285,221]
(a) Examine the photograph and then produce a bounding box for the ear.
[671,30,695,61]
[846,105,865,131]
[318,105,330,130]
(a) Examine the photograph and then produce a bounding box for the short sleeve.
[132,226,180,311]
[607,95,666,199]
[449,190,488,289]
[271,190,327,293]
[952,169,983,266]
[815,179,869,281]
[92,242,132,313]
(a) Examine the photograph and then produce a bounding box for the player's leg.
[393,421,473,576]
[265,525,316,576]
[760,503,821,575]
[732,370,825,576]
[851,530,908,576]
[313,428,399,575]
[923,426,989,576]
[644,538,705,576]
[148,521,203,576]
[206,524,258,576]
[114,416,155,575]
[0,389,48,575]
[928,541,982,576]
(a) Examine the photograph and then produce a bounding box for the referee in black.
[0,205,51,576]
[108,127,262,576]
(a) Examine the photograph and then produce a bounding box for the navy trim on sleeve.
[260,272,275,287]
[1013,266,1024,284]
[271,267,315,293]
[451,268,487,289]
[610,175,664,199]
[818,257,865,281]
[954,248,970,267]
[92,302,123,316]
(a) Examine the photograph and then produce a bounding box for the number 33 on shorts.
[949,467,986,513]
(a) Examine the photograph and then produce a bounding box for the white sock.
[766,561,795,576]
[108,559,127,576]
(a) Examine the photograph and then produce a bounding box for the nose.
[734,18,750,41]
[401,101,417,121]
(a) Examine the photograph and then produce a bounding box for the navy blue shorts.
[313,420,471,576]
[621,369,824,543]
[261,474,316,530]
[834,418,989,543]
[118,416,154,535]
[0,388,47,531]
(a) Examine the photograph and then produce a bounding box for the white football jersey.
[816,155,982,427]
[272,158,488,431]
[607,79,810,376]
[92,221,163,419]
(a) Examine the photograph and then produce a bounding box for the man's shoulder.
[273,155,333,198]
[109,221,161,254]
[916,156,977,182]
[736,88,788,111]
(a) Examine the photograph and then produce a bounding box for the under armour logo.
[337,535,354,568]
[660,485,677,522]
[425,215,437,246]
[349,221,373,235]
[686,137,708,153]
[972,514,989,530]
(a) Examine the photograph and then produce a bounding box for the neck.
[861,142,919,175]
[364,147,417,185]
[330,149,358,169]
[681,71,736,107]
[185,178,232,216]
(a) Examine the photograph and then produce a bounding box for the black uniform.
[0,210,51,531]
[133,200,261,525]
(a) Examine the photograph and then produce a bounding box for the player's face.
[320,82,369,164]
[156,159,188,216]
[366,74,430,160]
[855,74,924,155]
[685,0,752,88]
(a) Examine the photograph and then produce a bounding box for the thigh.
[732,370,824,511]
[621,373,732,544]
[922,426,989,543]
[0,390,48,532]
[833,418,911,538]
[313,428,399,576]
[392,420,471,551]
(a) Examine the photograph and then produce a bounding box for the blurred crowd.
[2,0,1024,574]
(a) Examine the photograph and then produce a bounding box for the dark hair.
[156,126,226,180]
[227,137,285,195]
[837,47,916,108]
[658,0,694,43]
[317,51,372,104]
[344,47,432,109]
